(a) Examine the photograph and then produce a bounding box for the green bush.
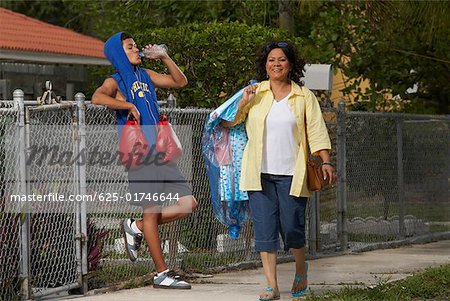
[131,22,304,108]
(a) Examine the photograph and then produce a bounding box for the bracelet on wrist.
[321,162,335,167]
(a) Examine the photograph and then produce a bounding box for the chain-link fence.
[0,90,449,300]
[338,107,450,251]
[82,104,261,289]
[1,101,22,301]
[311,109,339,254]
[26,105,80,298]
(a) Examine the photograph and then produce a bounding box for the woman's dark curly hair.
[255,41,306,86]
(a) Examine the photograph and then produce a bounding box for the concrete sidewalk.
[66,240,449,301]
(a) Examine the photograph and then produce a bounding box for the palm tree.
[364,1,449,61]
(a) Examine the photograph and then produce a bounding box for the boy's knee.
[191,197,199,211]
[180,196,198,212]
[143,206,161,217]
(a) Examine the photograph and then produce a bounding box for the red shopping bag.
[155,114,182,163]
[119,116,149,170]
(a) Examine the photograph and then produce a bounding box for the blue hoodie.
[104,32,159,144]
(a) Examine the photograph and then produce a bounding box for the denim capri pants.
[249,173,307,252]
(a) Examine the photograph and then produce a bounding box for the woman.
[224,41,336,300]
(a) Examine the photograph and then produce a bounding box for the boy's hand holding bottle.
[139,44,168,60]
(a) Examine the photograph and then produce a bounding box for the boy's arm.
[145,55,188,89]
[92,78,140,120]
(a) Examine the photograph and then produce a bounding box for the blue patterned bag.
[202,81,257,238]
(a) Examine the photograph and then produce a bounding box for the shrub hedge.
[132,22,304,108]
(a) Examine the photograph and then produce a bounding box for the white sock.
[130,220,142,234]
[157,269,170,277]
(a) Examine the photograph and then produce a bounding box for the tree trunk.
[278,0,295,33]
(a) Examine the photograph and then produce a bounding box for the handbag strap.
[302,89,325,169]
[302,86,312,157]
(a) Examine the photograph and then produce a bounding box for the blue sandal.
[291,261,308,297]
[259,287,280,301]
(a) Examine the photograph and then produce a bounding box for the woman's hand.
[316,150,336,185]
[222,83,258,127]
[240,84,258,108]
[322,164,337,185]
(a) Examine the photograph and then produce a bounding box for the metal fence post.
[72,95,81,293]
[396,117,406,239]
[167,93,177,107]
[314,192,321,252]
[15,89,30,300]
[75,92,88,293]
[337,101,348,252]
[308,192,320,255]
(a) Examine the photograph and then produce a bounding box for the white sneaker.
[153,270,191,289]
[121,218,143,262]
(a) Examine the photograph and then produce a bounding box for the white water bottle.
[139,44,168,59]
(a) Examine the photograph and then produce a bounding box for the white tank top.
[261,94,299,175]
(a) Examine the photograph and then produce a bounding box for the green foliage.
[2,0,449,113]
[0,0,281,40]
[308,2,450,114]
[133,22,303,108]
[1,1,75,29]
[125,0,279,29]
[0,0,100,37]
[85,65,115,99]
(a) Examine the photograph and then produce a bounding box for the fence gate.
[26,102,82,299]
[0,90,84,300]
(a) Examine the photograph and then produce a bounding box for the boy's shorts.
[127,162,192,208]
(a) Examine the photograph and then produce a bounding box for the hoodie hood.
[104,32,134,76]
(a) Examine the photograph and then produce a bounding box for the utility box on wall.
[303,64,333,92]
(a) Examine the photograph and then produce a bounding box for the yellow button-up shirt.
[236,80,331,197]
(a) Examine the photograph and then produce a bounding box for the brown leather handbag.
[306,155,326,191]
[304,109,327,192]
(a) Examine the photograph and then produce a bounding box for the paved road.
[50,240,450,301]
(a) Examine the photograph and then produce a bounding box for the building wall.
[330,68,372,106]
[0,62,88,100]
